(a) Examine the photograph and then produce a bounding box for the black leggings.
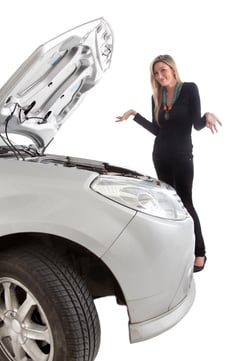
[153,155,206,257]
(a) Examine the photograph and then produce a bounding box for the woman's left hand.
[205,112,222,133]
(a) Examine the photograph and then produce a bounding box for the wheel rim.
[0,277,54,361]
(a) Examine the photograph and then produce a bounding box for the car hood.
[0,18,113,152]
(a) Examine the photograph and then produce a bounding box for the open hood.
[0,18,113,152]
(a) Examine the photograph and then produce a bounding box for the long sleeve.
[133,96,160,136]
[189,83,206,131]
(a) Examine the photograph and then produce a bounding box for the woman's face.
[153,61,176,87]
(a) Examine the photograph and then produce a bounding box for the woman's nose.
[156,73,163,82]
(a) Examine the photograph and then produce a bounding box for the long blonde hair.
[150,54,182,122]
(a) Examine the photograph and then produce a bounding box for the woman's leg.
[173,157,206,257]
[152,157,175,187]
[153,155,206,257]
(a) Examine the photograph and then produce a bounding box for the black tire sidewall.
[0,249,80,361]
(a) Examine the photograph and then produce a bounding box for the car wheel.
[0,246,101,361]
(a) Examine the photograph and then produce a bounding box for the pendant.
[164,111,170,120]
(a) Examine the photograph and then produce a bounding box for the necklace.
[162,83,180,120]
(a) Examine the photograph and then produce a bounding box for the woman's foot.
[194,256,207,273]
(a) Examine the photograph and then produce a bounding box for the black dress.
[133,82,206,257]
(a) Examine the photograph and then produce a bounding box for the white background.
[1,1,240,360]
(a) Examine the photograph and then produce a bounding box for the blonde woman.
[116,54,222,272]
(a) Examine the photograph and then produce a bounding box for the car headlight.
[91,175,189,220]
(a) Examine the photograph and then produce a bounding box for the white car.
[0,18,195,361]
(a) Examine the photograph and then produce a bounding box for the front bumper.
[102,210,195,342]
[129,277,195,343]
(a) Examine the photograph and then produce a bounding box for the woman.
[116,54,222,272]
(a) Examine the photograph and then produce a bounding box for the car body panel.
[0,17,113,151]
[102,211,194,303]
[128,280,195,343]
[102,209,195,339]
[0,158,136,257]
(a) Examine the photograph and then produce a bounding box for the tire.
[0,246,101,361]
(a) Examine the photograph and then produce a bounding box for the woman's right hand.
[115,109,137,122]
